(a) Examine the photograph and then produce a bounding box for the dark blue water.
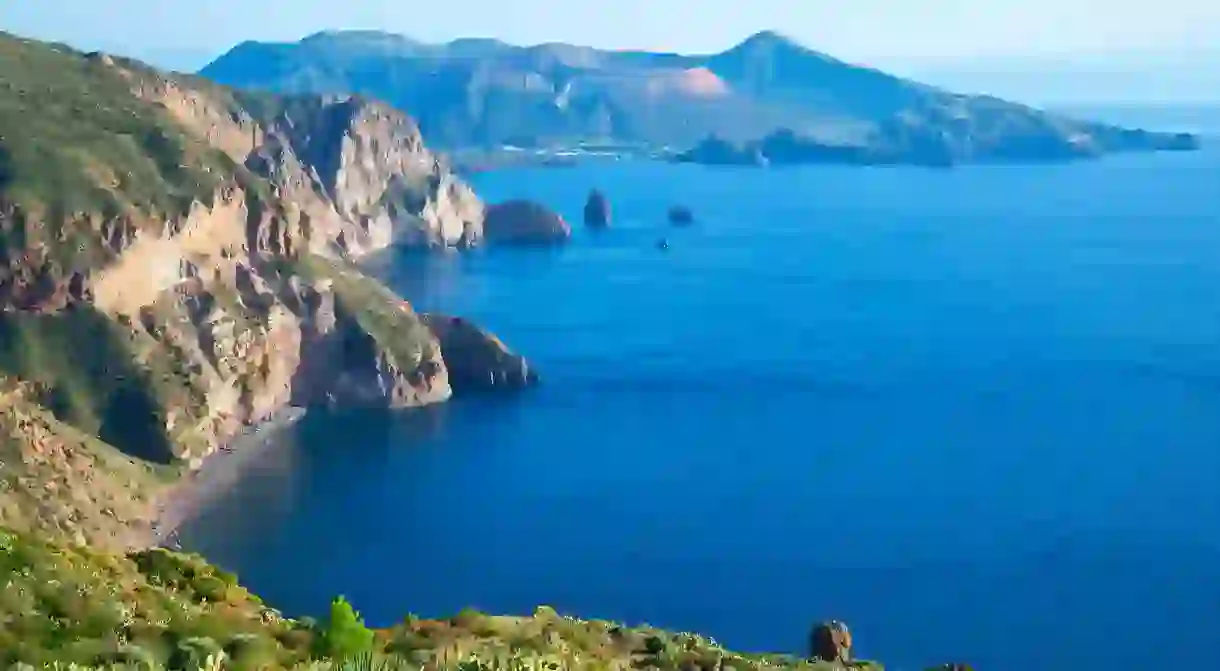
[181,153,1220,671]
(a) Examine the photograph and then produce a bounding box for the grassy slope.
[0,33,236,269]
[0,375,172,548]
[0,307,199,463]
[0,527,878,671]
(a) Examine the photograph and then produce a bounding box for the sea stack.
[421,314,539,391]
[668,205,694,226]
[584,189,611,227]
[482,200,572,245]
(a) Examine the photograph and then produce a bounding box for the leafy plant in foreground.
[317,596,377,660]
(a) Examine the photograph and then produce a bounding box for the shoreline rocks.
[483,200,572,245]
[422,313,538,391]
[809,620,853,664]
[583,189,611,228]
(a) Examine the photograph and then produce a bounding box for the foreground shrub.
[317,596,376,660]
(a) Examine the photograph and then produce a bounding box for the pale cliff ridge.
[0,33,525,548]
[123,66,486,254]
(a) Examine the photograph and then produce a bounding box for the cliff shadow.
[0,305,176,464]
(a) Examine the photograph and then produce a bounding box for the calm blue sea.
[180,151,1220,671]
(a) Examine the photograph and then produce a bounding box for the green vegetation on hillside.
[0,375,170,548]
[0,307,193,464]
[0,527,885,671]
[0,33,238,266]
[0,527,310,667]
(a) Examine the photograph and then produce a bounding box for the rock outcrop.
[483,200,572,245]
[808,620,853,664]
[0,34,524,548]
[583,189,611,228]
[421,314,537,391]
[668,206,694,226]
[125,75,486,255]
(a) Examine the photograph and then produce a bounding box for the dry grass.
[0,374,173,549]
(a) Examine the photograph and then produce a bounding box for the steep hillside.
[200,30,1200,162]
[0,526,899,670]
[0,32,524,549]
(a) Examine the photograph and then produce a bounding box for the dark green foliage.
[642,635,668,656]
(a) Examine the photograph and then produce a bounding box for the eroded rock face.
[291,287,452,410]
[128,74,486,256]
[92,251,454,464]
[248,98,486,252]
[584,189,610,228]
[809,620,853,664]
[483,200,571,245]
[0,70,485,462]
[422,314,538,392]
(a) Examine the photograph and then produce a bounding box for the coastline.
[134,405,308,551]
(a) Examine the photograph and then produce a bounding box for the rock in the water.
[668,205,694,226]
[809,620,853,663]
[584,189,611,227]
[422,314,538,391]
[483,200,571,245]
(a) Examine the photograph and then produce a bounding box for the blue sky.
[3,1,1218,101]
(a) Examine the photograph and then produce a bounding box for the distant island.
[200,29,1201,166]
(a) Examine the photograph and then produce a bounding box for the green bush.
[317,597,375,661]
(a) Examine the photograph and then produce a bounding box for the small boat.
[656,238,670,251]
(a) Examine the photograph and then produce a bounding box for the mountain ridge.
[200,29,1201,162]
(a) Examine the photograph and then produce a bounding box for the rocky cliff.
[0,32,523,548]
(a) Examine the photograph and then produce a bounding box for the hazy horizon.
[3,0,1219,104]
